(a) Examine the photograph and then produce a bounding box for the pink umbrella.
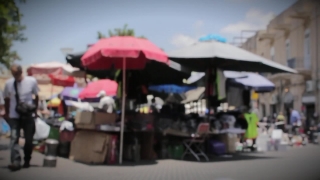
[78,79,118,99]
[81,36,168,164]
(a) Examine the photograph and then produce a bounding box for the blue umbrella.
[199,34,227,43]
[149,84,197,94]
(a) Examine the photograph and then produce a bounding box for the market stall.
[39,35,299,165]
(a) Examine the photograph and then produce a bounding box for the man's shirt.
[3,77,39,118]
[0,90,4,105]
[290,110,301,125]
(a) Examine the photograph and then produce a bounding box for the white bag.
[33,118,50,140]
[272,129,283,140]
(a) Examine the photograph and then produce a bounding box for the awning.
[302,94,316,104]
[228,72,275,92]
[185,71,275,92]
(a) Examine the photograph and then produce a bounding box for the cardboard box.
[69,130,110,164]
[75,111,117,130]
[135,114,154,123]
[93,112,117,125]
[140,132,155,160]
[220,133,237,154]
[75,111,94,124]
[75,111,95,130]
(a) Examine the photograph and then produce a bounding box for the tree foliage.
[0,0,27,68]
[97,24,146,40]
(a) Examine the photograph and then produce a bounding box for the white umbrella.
[185,71,275,92]
[233,72,275,92]
[185,71,247,84]
[27,61,80,75]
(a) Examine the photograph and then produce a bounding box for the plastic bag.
[59,121,74,132]
[0,118,10,135]
[34,118,50,140]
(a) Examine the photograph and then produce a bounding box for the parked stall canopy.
[167,41,296,73]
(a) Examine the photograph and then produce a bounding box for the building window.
[287,58,296,68]
[286,39,290,60]
[270,46,275,61]
[304,29,311,69]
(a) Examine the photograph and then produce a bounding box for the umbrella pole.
[49,83,53,111]
[119,57,126,164]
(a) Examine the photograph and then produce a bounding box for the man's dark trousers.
[10,116,35,165]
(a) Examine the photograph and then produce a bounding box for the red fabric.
[49,74,75,87]
[59,131,76,142]
[141,85,148,94]
[107,135,118,164]
[81,36,168,70]
[78,79,118,98]
[58,101,64,115]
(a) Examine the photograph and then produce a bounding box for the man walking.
[290,108,301,135]
[3,64,39,171]
[0,89,4,116]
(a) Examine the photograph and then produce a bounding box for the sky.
[12,0,298,66]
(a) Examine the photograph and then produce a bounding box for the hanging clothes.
[242,90,251,108]
[227,87,243,107]
[115,70,122,98]
[244,113,259,139]
[216,68,226,100]
[205,68,216,97]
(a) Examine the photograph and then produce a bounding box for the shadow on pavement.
[175,153,278,163]
[0,144,9,151]
[0,164,41,170]
[75,160,158,167]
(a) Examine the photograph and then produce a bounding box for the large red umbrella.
[48,74,75,87]
[81,36,168,69]
[81,36,168,164]
[78,79,118,99]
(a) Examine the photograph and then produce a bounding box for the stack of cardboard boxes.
[69,111,118,164]
[75,111,117,130]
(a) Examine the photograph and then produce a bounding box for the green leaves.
[97,24,145,39]
[0,0,26,68]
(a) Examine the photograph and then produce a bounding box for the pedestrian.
[276,111,286,132]
[289,108,301,135]
[243,106,259,151]
[0,90,4,117]
[3,64,39,171]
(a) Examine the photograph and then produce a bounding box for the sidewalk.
[1,137,320,180]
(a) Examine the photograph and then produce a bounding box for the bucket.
[45,139,59,157]
[43,156,57,167]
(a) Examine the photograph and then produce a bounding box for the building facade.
[240,0,320,121]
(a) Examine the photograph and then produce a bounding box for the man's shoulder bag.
[14,80,36,116]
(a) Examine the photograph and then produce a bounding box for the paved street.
[0,138,320,180]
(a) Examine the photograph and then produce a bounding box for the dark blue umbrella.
[149,84,197,94]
